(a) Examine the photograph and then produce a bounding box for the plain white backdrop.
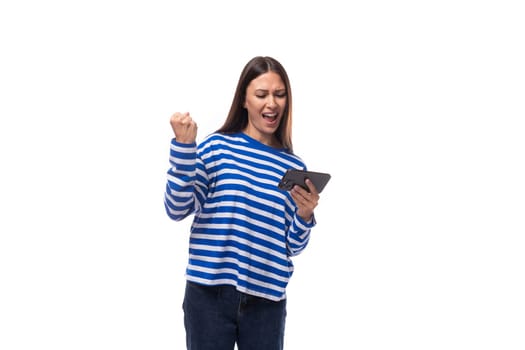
[1,1,524,349]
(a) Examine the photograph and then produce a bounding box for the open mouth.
[262,113,278,121]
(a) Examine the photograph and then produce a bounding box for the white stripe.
[189,239,289,268]
[186,268,286,296]
[206,136,303,170]
[199,211,283,235]
[202,146,290,175]
[167,173,194,188]
[208,189,285,212]
[170,143,196,152]
[169,156,194,166]
[191,226,286,256]
[187,258,288,284]
[213,159,281,185]
[215,176,286,199]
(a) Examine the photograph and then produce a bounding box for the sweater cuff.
[170,138,197,172]
[295,213,316,230]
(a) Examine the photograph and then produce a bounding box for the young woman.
[164,56,321,350]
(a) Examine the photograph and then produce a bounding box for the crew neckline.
[236,132,287,152]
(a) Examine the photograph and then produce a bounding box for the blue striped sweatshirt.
[164,132,315,301]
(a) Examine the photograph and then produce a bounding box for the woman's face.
[243,71,287,147]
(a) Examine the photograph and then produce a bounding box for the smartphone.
[278,169,331,193]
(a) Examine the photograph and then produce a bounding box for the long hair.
[216,56,294,152]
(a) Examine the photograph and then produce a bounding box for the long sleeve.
[285,202,316,256]
[164,139,208,221]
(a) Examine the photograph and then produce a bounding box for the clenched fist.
[170,112,198,144]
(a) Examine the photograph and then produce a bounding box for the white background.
[1,1,524,349]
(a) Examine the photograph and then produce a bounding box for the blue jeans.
[183,281,287,350]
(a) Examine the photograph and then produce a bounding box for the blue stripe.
[189,259,288,287]
[189,236,288,260]
[203,206,284,233]
[205,193,284,215]
[194,215,284,242]
[189,249,291,278]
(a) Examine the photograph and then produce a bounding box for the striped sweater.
[164,132,315,301]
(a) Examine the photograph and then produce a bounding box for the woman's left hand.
[290,179,319,222]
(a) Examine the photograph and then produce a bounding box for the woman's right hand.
[170,112,198,144]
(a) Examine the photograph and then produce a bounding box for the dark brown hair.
[216,56,294,152]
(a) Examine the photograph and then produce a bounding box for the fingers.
[170,112,198,143]
[290,179,319,221]
[291,185,319,208]
[170,112,192,126]
[290,188,318,222]
[304,178,319,196]
[291,180,319,202]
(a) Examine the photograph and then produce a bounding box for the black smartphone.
[278,169,331,193]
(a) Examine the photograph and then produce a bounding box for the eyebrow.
[254,88,286,93]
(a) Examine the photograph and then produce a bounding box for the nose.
[267,95,276,107]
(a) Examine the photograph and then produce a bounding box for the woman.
[164,56,321,350]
